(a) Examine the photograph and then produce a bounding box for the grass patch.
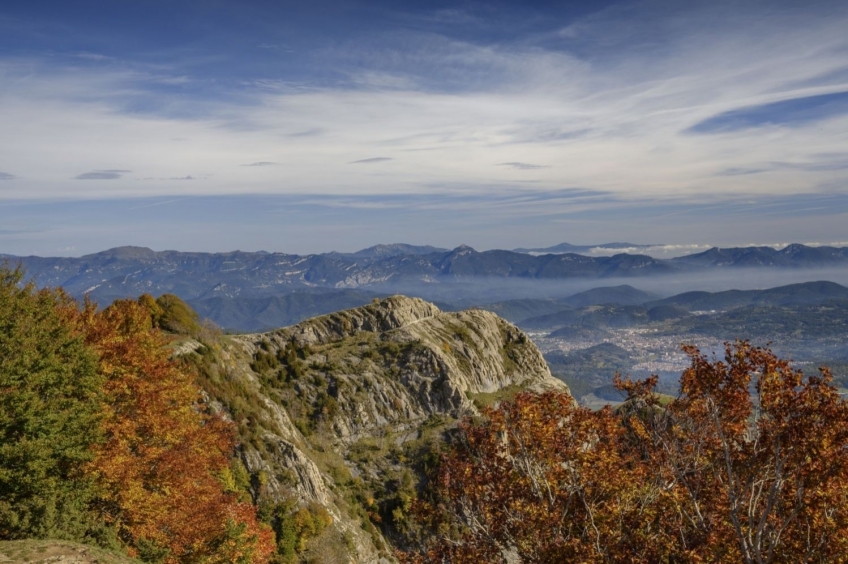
[0,540,140,564]
[471,384,525,410]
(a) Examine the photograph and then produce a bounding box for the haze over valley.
[8,241,848,409]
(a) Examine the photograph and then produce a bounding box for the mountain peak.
[260,295,441,346]
[85,246,157,259]
[349,243,449,258]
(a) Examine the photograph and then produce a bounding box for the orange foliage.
[80,299,274,563]
[616,342,848,563]
[403,342,848,563]
[402,393,660,562]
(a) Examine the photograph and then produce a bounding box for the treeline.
[0,266,273,563]
[401,343,848,563]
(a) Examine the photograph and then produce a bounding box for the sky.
[1,0,848,256]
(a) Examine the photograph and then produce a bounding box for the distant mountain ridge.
[343,243,449,258]
[647,280,848,311]
[516,281,848,330]
[513,242,658,254]
[672,244,848,268]
[188,289,376,332]
[6,244,675,304]
[6,244,848,329]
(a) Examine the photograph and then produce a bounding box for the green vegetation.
[0,267,105,542]
[0,267,272,563]
[0,274,573,563]
[259,499,332,563]
[545,343,634,399]
[471,384,525,410]
[139,293,201,335]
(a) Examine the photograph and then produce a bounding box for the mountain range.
[512,241,658,254]
[10,244,848,302]
[514,280,848,330]
[6,243,848,331]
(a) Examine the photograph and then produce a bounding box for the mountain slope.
[649,281,848,311]
[521,304,650,330]
[671,245,848,268]
[562,284,657,308]
[181,296,569,563]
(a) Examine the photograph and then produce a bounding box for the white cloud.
[0,0,846,209]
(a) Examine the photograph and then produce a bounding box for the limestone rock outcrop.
[185,295,571,563]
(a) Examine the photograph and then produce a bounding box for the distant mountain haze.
[513,242,659,254]
[7,244,848,331]
[514,280,848,329]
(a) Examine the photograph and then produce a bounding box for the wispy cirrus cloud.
[349,157,393,164]
[499,162,549,170]
[1,0,848,252]
[687,91,848,134]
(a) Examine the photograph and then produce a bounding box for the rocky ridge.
[180,295,569,563]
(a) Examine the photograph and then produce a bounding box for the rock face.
[183,295,570,563]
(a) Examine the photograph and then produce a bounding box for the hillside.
[561,284,657,308]
[180,296,569,562]
[0,540,140,564]
[469,298,570,323]
[648,280,848,311]
[545,343,634,401]
[671,244,848,268]
[668,301,848,340]
[521,304,650,331]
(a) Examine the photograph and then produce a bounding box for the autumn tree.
[400,392,675,563]
[616,342,848,563]
[404,343,848,563]
[0,266,105,541]
[81,298,274,563]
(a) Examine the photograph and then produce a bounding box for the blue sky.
[1,0,848,256]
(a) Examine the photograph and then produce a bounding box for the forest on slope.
[0,267,272,563]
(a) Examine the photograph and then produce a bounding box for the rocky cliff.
[179,296,569,563]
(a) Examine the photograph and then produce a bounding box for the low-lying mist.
[367,267,848,307]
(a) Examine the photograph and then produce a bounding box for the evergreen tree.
[0,266,104,540]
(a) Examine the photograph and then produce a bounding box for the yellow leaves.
[628,417,650,441]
